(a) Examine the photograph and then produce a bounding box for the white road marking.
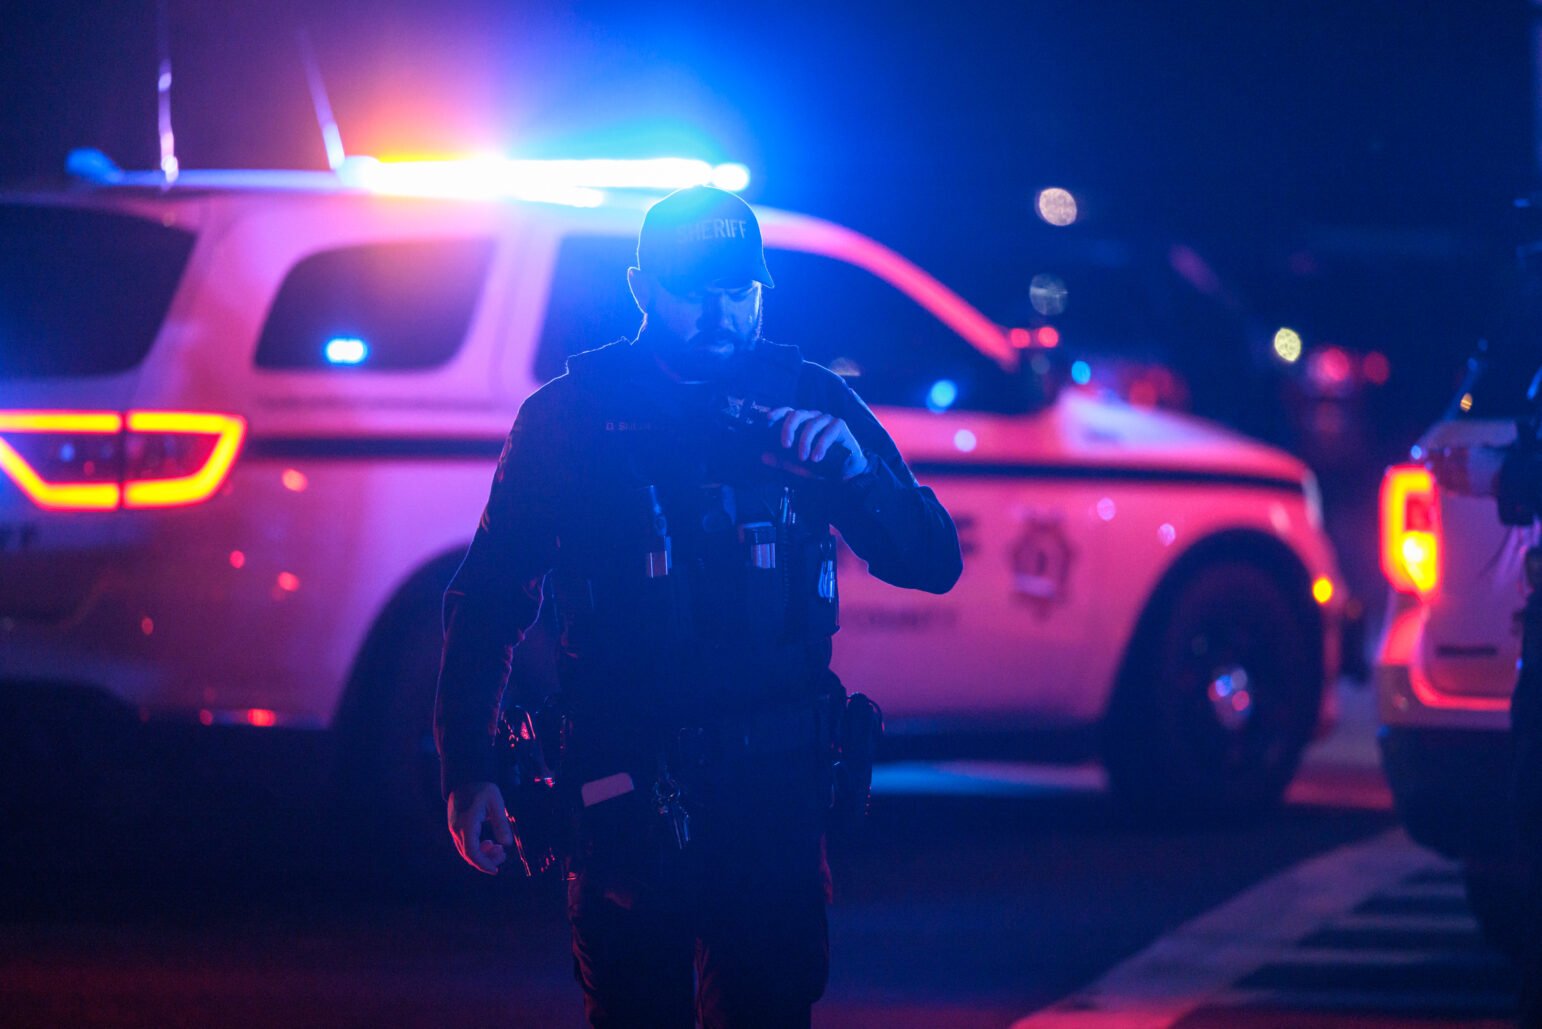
[1204,986,1517,1016]
[1370,880,1468,901]
[1261,946,1502,967]
[1009,828,1448,1029]
[1330,912,1478,933]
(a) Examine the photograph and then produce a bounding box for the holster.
[821,675,884,833]
[495,704,573,877]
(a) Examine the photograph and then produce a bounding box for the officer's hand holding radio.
[767,406,869,481]
[448,780,514,874]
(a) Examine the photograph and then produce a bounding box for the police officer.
[434,185,962,1027]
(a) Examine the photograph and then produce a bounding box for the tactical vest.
[547,340,841,726]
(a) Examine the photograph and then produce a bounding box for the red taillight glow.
[1380,464,1441,595]
[0,409,245,511]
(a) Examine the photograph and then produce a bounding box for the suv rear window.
[255,238,495,371]
[0,203,195,378]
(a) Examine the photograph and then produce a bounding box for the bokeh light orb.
[1029,273,1068,315]
[1272,327,1303,363]
[1036,188,1078,227]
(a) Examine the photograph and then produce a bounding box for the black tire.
[339,574,563,882]
[342,585,456,879]
[1102,560,1322,820]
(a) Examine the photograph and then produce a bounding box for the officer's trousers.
[564,735,832,1028]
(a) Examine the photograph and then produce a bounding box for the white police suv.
[1376,340,1541,950]
[0,154,1342,838]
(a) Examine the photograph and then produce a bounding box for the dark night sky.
[0,1,1535,432]
[2,2,1530,236]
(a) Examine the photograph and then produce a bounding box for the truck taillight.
[0,410,245,511]
[1380,463,1441,596]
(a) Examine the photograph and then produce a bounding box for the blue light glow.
[325,337,369,365]
[926,379,959,413]
[1071,360,1092,386]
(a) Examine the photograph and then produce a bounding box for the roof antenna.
[156,0,178,183]
[298,29,346,171]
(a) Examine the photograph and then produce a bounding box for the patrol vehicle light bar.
[67,149,752,207]
[337,156,751,204]
[0,410,246,511]
[1380,463,1441,595]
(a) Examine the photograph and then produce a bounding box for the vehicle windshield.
[0,202,195,378]
[1463,341,1541,420]
[1470,242,1542,419]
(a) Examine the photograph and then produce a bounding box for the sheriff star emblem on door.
[1010,514,1074,619]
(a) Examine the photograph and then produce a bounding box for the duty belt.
[700,700,824,757]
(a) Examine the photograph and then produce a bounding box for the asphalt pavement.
[0,680,1519,1027]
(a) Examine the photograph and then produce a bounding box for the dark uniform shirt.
[435,336,962,797]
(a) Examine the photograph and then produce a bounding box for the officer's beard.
[641,307,764,382]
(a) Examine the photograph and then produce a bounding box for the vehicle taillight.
[0,410,245,511]
[1380,463,1441,595]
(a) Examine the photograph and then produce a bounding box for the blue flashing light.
[66,148,125,184]
[926,379,959,413]
[1071,360,1092,386]
[325,337,369,365]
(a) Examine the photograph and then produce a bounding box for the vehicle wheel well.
[332,548,465,738]
[1108,529,1325,721]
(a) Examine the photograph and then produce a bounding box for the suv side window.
[254,238,495,371]
[534,234,641,384]
[763,249,1021,412]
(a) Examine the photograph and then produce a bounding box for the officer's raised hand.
[447,781,514,874]
[768,407,870,481]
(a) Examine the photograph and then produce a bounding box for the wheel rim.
[1177,618,1292,783]
[1206,665,1255,732]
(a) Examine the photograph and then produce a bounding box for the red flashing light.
[1128,380,1158,407]
[0,409,245,512]
[1036,326,1060,348]
[1309,345,1354,390]
[1009,327,1033,349]
[1363,351,1391,386]
[245,708,278,728]
[1380,464,1440,595]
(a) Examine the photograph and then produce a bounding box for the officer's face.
[635,271,764,376]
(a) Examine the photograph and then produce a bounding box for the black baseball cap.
[636,185,775,293]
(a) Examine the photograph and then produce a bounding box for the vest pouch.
[620,484,695,650]
[649,566,697,647]
[740,521,785,645]
[799,532,840,639]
